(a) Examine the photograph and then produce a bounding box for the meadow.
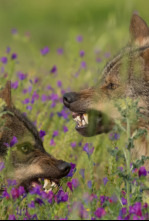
[0,0,149,220]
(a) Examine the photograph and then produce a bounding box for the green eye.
[17,142,34,154]
[21,146,29,153]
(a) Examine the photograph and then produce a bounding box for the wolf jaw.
[63,14,149,139]
[0,81,71,192]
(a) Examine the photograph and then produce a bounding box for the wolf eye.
[17,142,33,154]
[21,146,29,153]
[107,83,116,90]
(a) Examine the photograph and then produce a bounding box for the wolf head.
[63,14,149,137]
[0,81,71,191]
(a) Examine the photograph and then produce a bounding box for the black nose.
[63,92,78,108]
[58,162,71,175]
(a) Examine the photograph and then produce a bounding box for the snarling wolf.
[0,81,71,191]
[63,14,149,161]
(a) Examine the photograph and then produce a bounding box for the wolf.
[63,14,149,164]
[0,81,71,192]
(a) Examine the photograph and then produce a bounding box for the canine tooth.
[77,116,81,122]
[51,182,57,187]
[82,120,86,126]
[83,114,88,124]
[43,179,51,189]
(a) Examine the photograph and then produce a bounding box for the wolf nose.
[63,92,78,108]
[58,162,71,175]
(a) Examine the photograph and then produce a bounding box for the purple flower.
[11,53,17,60]
[88,181,92,189]
[129,202,142,217]
[138,167,147,177]
[105,52,111,58]
[0,162,5,171]
[103,177,109,186]
[71,142,77,148]
[50,65,57,74]
[10,136,18,147]
[76,35,83,42]
[28,201,35,208]
[57,81,62,88]
[53,131,59,138]
[23,98,30,104]
[67,182,73,192]
[50,139,56,146]
[1,57,7,64]
[26,105,32,111]
[79,204,89,219]
[109,133,120,141]
[35,198,44,206]
[122,197,127,206]
[11,188,20,200]
[81,61,86,69]
[80,50,85,57]
[96,58,102,63]
[18,72,27,81]
[6,47,11,54]
[40,47,50,56]
[55,189,68,204]
[11,28,18,35]
[11,81,18,89]
[9,215,16,220]
[72,179,79,188]
[7,179,17,187]
[63,126,68,133]
[18,186,25,196]
[100,196,109,204]
[95,208,106,219]
[39,130,46,138]
[67,163,76,177]
[83,143,94,156]
[57,48,64,55]
[79,169,85,179]
[2,189,10,199]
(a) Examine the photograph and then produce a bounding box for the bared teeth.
[43,179,51,190]
[83,114,88,124]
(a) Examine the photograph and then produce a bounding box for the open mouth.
[72,110,113,137]
[22,177,60,193]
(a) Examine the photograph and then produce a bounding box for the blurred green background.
[0,0,148,49]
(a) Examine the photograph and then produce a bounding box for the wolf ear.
[130,13,149,46]
[0,81,12,108]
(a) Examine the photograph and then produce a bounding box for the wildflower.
[39,130,46,138]
[53,131,59,138]
[76,35,83,42]
[57,80,62,88]
[11,53,17,60]
[129,202,142,217]
[88,181,92,189]
[28,201,35,208]
[57,48,64,55]
[11,81,19,89]
[50,65,57,73]
[79,204,89,219]
[103,177,109,186]
[18,72,27,81]
[50,139,56,146]
[0,162,5,171]
[6,47,11,54]
[71,142,77,148]
[67,163,76,177]
[96,57,102,63]
[2,189,10,199]
[35,198,44,206]
[79,169,85,179]
[109,133,120,141]
[83,143,94,156]
[72,179,79,188]
[18,186,25,196]
[80,50,85,57]
[26,106,32,111]
[63,126,68,133]
[138,167,147,177]
[11,28,18,35]
[40,47,50,56]
[9,215,16,220]
[47,191,54,204]
[95,208,106,219]
[10,136,18,147]
[55,189,68,204]
[105,52,111,58]
[1,57,7,64]
[23,98,30,104]
[67,182,73,192]
[122,197,127,206]
[7,179,17,187]
[81,61,86,69]
[100,196,109,204]
[11,188,20,200]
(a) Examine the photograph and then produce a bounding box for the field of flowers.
[0,0,149,220]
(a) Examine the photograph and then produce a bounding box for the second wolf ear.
[0,81,12,108]
[130,13,149,46]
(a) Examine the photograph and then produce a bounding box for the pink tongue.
[72,113,79,119]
